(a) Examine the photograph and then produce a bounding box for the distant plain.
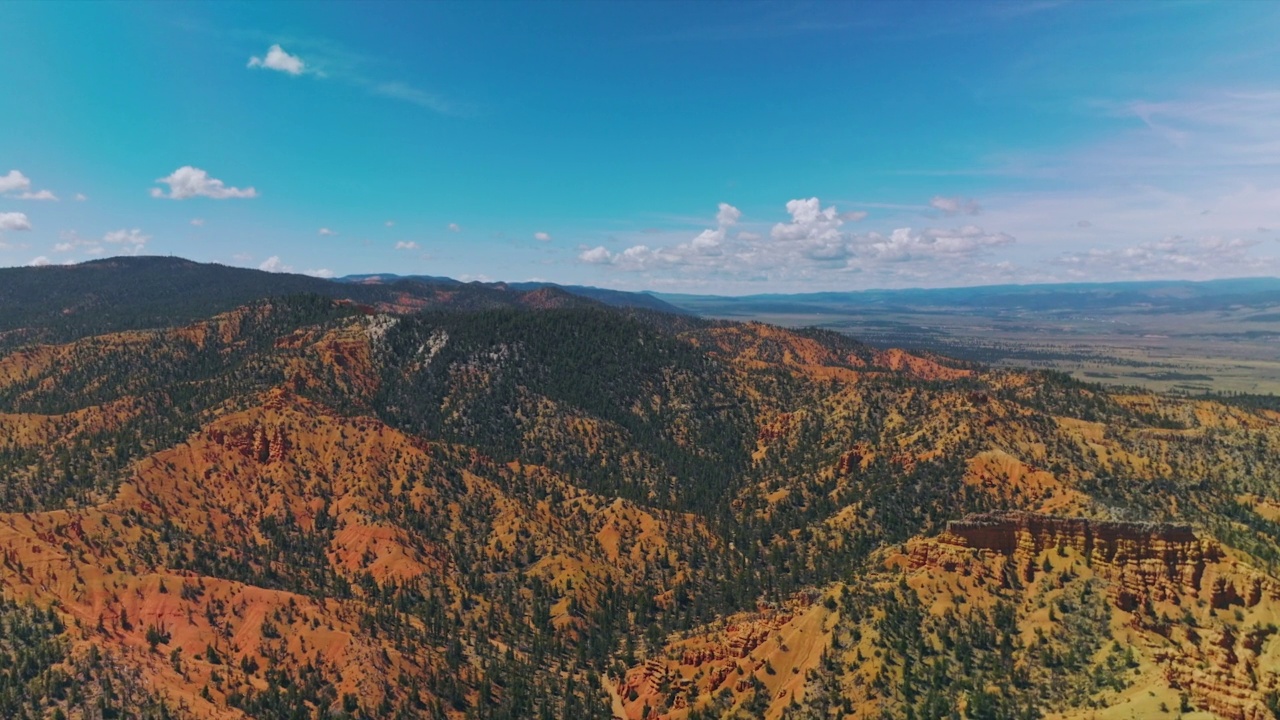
[660,278,1280,396]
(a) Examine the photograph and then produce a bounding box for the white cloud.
[74,193,87,202]
[385,220,395,227]
[151,166,257,200]
[1053,234,1277,280]
[28,256,52,267]
[232,252,253,263]
[0,212,32,232]
[772,198,840,241]
[247,44,306,75]
[579,199,1023,290]
[319,227,337,236]
[103,228,150,255]
[929,195,982,216]
[303,268,335,278]
[448,223,461,232]
[259,256,290,272]
[861,225,1013,262]
[716,203,742,227]
[191,218,205,226]
[579,246,612,264]
[580,202,745,268]
[0,170,30,194]
[0,170,57,200]
[534,231,552,242]
[841,210,869,221]
[395,241,419,250]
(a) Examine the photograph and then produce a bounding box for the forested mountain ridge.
[0,257,669,351]
[0,260,1279,719]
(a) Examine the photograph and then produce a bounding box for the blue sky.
[2,0,1279,292]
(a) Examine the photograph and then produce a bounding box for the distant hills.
[656,277,1280,317]
[336,271,686,314]
[7,258,1276,338]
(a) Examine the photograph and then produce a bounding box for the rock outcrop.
[909,511,1280,720]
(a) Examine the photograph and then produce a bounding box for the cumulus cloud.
[771,198,851,261]
[929,195,982,216]
[578,246,613,264]
[716,203,742,227]
[534,231,552,242]
[191,218,205,226]
[395,241,419,250]
[259,256,290,272]
[247,44,306,75]
[385,220,395,228]
[303,268,335,278]
[318,227,337,236]
[28,256,52,267]
[448,223,461,232]
[579,198,1021,289]
[0,170,57,200]
[580,202,745,269]
[0,170,30,194]
[0,212,32,233]
[151,166,257,200]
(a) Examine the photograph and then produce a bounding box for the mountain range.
[0,257,1278,719]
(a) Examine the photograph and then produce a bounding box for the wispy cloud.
[238,32,470,116]
[371,82,469,116]
[53,230,103,256]
[103,228,151,255]
[929,195,981,216]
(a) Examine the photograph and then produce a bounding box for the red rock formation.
[908,511,1280,720]
[920,511,1217,608]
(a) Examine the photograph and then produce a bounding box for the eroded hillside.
[1,270,1279,719]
